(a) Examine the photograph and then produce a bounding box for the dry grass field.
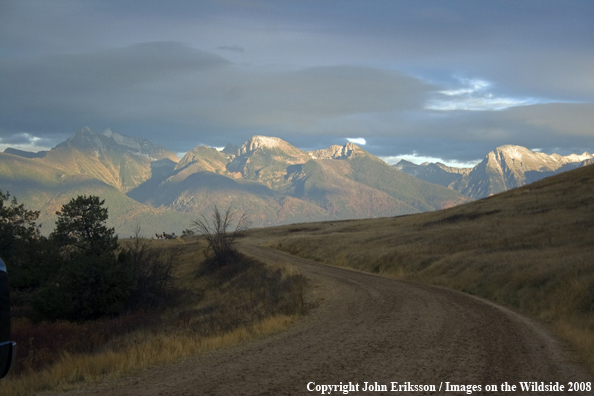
[250,164,594,374]
[1,238,307,396]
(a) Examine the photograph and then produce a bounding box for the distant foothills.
[1,127,592,236]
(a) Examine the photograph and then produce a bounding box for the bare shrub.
[192,206,248,270]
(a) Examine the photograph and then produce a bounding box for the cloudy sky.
[1,0,593,167]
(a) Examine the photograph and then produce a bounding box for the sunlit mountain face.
[2,128,470,235]
[395,145,593,199]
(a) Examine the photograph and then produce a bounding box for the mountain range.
[395,145,593,199]
[0,128,187,236]
[2,127,591,236]
[1,128,466,235]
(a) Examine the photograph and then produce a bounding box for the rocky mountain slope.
[396,145,593,199]
[308,142,361,160]
[46,127,179,192]
[394,160,471,188]
[128,135,468,227]
[1,129,469,234]
[0,150,187,237]
[6,128,591,235]
[1,127,184,236]
[7,127,179,193]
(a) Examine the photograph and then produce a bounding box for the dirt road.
[65,244,592,395]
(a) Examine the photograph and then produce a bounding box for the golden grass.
[0,315,295,396]
[250,164,594,374]
[1,237,305,396]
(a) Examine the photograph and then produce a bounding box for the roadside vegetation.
[0,195,307,396]
[252,164,594,374]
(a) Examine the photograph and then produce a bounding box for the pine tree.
[50,195,118,257]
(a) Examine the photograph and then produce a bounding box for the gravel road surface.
[60,244,592,395]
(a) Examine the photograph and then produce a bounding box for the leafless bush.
[193,206,248,270]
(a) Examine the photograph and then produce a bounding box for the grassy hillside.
[175,145,230,174]
[251,164,594,373]
[346,155,468,210]
[289,159,421,217]
[0,152,189,236]
[40,146,153,193]
[128,169,331,228]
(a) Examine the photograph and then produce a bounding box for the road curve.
[65,244,592,395]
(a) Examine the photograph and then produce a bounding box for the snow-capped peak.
[495,145,533,160]
[236,135,288,156]
[249,135,283,148]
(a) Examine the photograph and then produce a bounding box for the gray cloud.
[369,103,594,161]
[501,103,594,139]
[216,45,245,53]
[296,101,594,163]
[0,42,435,152]
[195,66,434,132]
[0,42,229,132]
[0,1,592,162]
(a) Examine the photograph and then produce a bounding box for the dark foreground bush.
[32,252,132,321]
[118,233,178,311]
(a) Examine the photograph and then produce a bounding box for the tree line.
[0,191,176,322]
